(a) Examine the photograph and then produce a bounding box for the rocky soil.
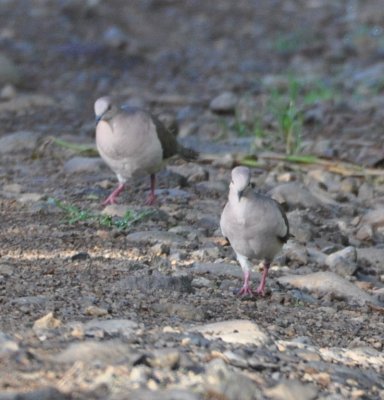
[1,1,384,399]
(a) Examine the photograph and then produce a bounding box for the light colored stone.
[63,156,103,174]
[192,262,243,278]
[84,305,108,317]
[84,319,138,338]
[126,230,184,245]
[264,379,318,400]
[18,193,45,203]
[278,271,376,305]
[269,182,320,209]
[33,312,62,331]
[325,246,358,277]
[0,131,42,154]
[209,91,238,114]
[0,332,19,356]
[191,319,270,346]
[102,204,130,217]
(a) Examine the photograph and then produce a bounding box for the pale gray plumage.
[94,96,197,205]
[220,166,289,296]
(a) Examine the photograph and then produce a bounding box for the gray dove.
[220,166,290,296]
[94,96,197,205]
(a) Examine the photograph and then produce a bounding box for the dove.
[94,96,197,205]
[220,166,290,296]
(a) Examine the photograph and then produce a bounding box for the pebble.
[117,272,193,294]
[33,312,62,331]
[191,319,270,346]
[0,131,42,154]
[84,305,109,317]
[0,331,19,356]
[0,263,15,276]
[55,340,139,365]
[278,271,376,306]
[191,276,213,288]
[269,182,321,209]
[192,262,243,278]
[149,348,180,369]
[167,163,209,183]
[204,358,262,400]
[0,53,21,86]
[325,246,358,277]
[126,230,184,245]
[264,379,318,400]
[83,319,138,338]
[63,156,103,174]
[209,91,238,114]
[152,303,205,321]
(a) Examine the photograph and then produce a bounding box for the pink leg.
[102,183,125,206]
[237,270,256,297]
[255,262,270,296]
[145,174,157,205]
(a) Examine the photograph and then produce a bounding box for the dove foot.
[102,183,125,205]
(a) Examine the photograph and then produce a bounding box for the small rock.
[0,83,17,99]
[167,163,208,183]
[358,182,374,202]
[102,204,130,217]
[284,242,308,264]
[117,272,193,294]
[126,230,184,245]
[325,246,358,277]
[278,271,377,305]
[2,183,22,193]
[18,193,45,203]
[0,387,70,400]
[63,156,103,174]
[204,358,262,400]
[33,312,62,331]
[0,331,19,356]
[192,262,243,278]
[83,319,138,338]
[209,91,238,114]
[195,180,228,196]
[269,182,320,209]
[191,319,270,346]
[192,276,213,288]
[55,340,136,364]
[103,25,128,49]
[286,210,313,243]
[152,303,205,321]
[0,263,15,276]
[0,53,21,86]
[84,305,109,317]
[355,224,373,241]
[0,131,42,154]
[264,379,318,400]
[149,348,180,369]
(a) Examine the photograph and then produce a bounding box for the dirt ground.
[0,1,384,399]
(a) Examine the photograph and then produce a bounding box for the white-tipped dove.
[94,96,198,205]
[220,166,290,296]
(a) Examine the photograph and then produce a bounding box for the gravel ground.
[0,1,384,399]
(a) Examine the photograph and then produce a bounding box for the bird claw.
[236,286,256,297]
[145,193,156,206]
[102,196,117,206]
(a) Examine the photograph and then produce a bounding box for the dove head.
[230,166,251,200]
[94,96,119,123]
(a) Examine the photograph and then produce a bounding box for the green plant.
[47,198,153,230]
[268,88,303,155]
